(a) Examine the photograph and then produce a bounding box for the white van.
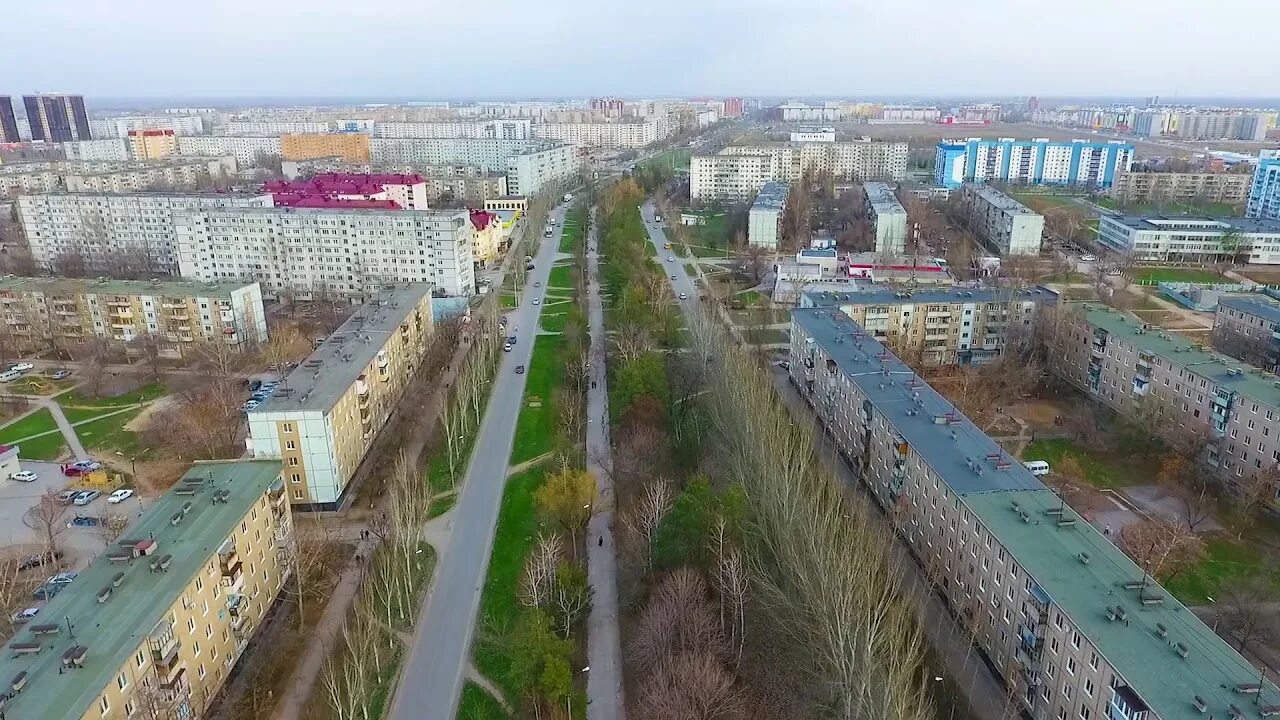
[1024,460,1051,476]
[0,369,21,383]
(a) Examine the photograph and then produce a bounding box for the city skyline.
[4,0,1277,99]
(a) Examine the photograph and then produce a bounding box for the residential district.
[1,88,1280,720]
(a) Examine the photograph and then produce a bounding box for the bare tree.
[23,490,70,559]
[1218,576,1278,654]
[97,513,130,545]
[1117,518,1204,583]
[519,532,564,609]
[130,331,167,383]
[628,568,726,676]
[634,651,748,720]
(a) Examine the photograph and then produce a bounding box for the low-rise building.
[484,195,529,213]
[469,209,503,264]
[1212,294,1280,372]
[957,184,1044,256]
[747,181,788,249]
[844,253,954,285]
[864,181,908,254]
[0,459,292,720]
[1110,171,1253,205]
[1097,215,1280,264]
[0,277,268,355]
[247,286,433,509]
[790,305,1280,720]
[789,127,836,142]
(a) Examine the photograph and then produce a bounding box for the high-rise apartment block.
[280,133,370,163]
[62,139,132,162]
[864,181,908,254]
[956,184,1045,256]
[0,96,20,142]
[263,173,431,210]
[18,192,274,274]
[790,305,1280,720]
[372,119,532,140]
[934,138,1134,189]
[247,286,433,508]
[0,277,267,355]
[1111,171,1253,206]
[279,158,510,203]
[1246,149,1280,220]
[128,129,179,160]
[173,207,475,298]
[0,459,293,720]
[1097,215,1280,264]
[367,138,579,195]
[0,158,236,199]
[691,139,908,201]
[23,93,91,142]
[91,115,207,139]
[177,135,283,166]
[531,119,668,148]
[1212,295,1280,373]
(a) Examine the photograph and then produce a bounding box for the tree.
[519,532,564,609]
[634,650,748,720]
[23,490,70,559]
[651,477,744,571]
[550,561,591,639]
[627,568,726,675]
[534,468,595,557]
[611,352,668,418]
[129,330,167,383]
[1229,465,1280,537]
[1117,518,1204,582]
[79,337,120,398]
[1218,575,1278,654]
[509,609,574,715]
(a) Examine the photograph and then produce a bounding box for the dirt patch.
[1009,400,1067,431]
[1240,268,1280,284]
[123,394,175,432]
[100,456,190,495]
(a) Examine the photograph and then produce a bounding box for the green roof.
[0,276,255,300]
[966,489,1280,720]
[0,460,283,720]
[1082,303,1280,412]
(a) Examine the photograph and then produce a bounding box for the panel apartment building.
[177,135,283,166]
[280,157,510,203]
[934,138,1134,189]
[0,277,267,356]
[247,286,433,509]
[531,119,666,148]
[0,460,293,720]
[747,181,788,249]
[691,139,908,201]
[1110,171,1253,206]
[372,119,532,140]
[789,306,1280,720]
[368,138,579,195]
[18,191,275,275]
[0,158,236,199]
[174,207,475,299]
[1051,303,1280,483]
[800,285,1055,365]
[864,181,908,254]
[1212,295,1280,373]
[1247,149,1280,221]
[1096,215,1280,265]
[957,184,1045,256]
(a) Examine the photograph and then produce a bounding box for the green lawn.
[499,292,519,309]
[539,311,568,333]
[644,148,692,171]
[0,408,66,460]
[458,682,509,720]
[1010,192,1086,213]
[510,335,566,464]
[1021,437,1147,489]
[1132,267,1225,285]
[73,407,149,457]
[1094,196,1241,218]
[547,265,577,290]
[683,262,698,277]
[1162,537,1273,606]
[60,382,165,409]
[0,407,58,442]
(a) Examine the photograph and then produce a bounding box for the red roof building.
[263,172,426,210]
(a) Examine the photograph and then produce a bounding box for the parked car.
[241,400,260,412]
[1080,254,1097,262]
[32,584,63,601]
[47,571,77,585]
[515,365,526,374]
[57,490,79,504]
[7,362,34,372]
[107,489,134,504]
[506,336,517,345]
[71,460,100,471]
[0,370,20,383]
[8,471,38,482]
[49,370,71,380]
[249,379,263,392]
[18,550,62,571]
[11,607,39,623]
[72,491,101,506]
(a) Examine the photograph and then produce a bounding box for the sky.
[2,0,1276,100]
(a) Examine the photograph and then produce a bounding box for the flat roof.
[1081,304,1280,410]
[751,181,789,211]
[1217,295,1280,324]
[0,460,284,720]
[0,276,254,299]
[1101,214,1280,234]
[803,285,1059,307]
[864,181,907,215]
[252,284,432,414]
[965,184,1038,215]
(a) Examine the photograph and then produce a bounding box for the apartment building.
[1247,149,1280,220]
[800,285,1053,365]
[63,139,131,162]
[864,181,908,254]
[128,129,179,160]
[0,276,267,355]
[957,184,1045,256]
[174,207,475,299]
[1097,215,1280,264]
[691,139,908,201]
[690,153,773,201]
[247,286,433,508]
[0,459,293,720]
[90,115,207,139]
[790,305,1280,720]
[280,133,370,163]
[0,96,20,142]
[934,138,1134,189]
[264,173,430,210]
[1212,295,1280,372]
[372,119,532,140]
[746,181,788,249]
[224,120,333,135]
[469,209,503,263]
[531,119,664,148]
[504,143,580,195]
[1111,171,1253,205]
[280,158,509,202]
[18,191,274,274]
[1051,303,1280,483]
[368,138,579,195]
[0,158,236,198]
[177,135,283,166]
[24,93,91,142]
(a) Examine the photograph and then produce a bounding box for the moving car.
[533,299,541,306]
[72,490,101,506]
[667,256,675,262]
[8,471,38,483]
[107,488,134,504]
[1080,254,1097,262]
[515,365,526,375]
[678,293,688,300]
[503,344,513,353]
[670,274,677,280]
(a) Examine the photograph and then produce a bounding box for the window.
[135,649,146,668]
[285,440,296,450]
[1066,657,1077,675]
[1071,631,1081,650]
[1084,679,1094,697]
[117,672,129,690]
[288,457,299,467]
[187,618,196,633]
[100,696,110,714]
[199,664,206,679]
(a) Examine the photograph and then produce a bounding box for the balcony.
[158,668,190,704]
[221,560,245,594]
[106,299,131,308]
[161,300,186,310]
[148,621,181,670]
[167,311,189,321]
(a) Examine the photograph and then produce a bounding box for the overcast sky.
[2,0,1275,100]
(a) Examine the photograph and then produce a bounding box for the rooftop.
[1217,295,1280,325]
[271,194,402,210]
[1081,304,1280,410]
[864,181,907,215]
[964,184,1039,215]
[1101,215,1280,234]
[751,181,789,211]
[0,276,255,299]
[0,460,284,720]
[252,285,432,414]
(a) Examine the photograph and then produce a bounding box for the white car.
[12,607,39,622]
[107,489,134,504]
[533,299,541,306]
[1080,254,1097,262]
[667,256,675,262]
[8,362,34,372]
[679,293,688,300]
[9,471,38,483]
[503,344,513,353]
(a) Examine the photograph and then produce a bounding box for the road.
[584,209,626,720]
[388,201,569,720]
[636,197,1008,720]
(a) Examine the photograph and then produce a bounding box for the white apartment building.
[691,139,908,201]
[62,139,131,162]
[790,128,836,142]
[531,119,665,149]
[174,207,475,299]
[177,135,283,165]
[1097,215,1280,264]
[1,157,236,198]
[367,137,579,193]
[18,192,274,274]
[864,181,908,254]
[89,115,207,138]
[224,121,334,135]
[957,184,1044,256]
[373,119,532,140]
[690,154,773,201]
[279,158,510,202]
[747,181,788,249]
[505,143,580,195]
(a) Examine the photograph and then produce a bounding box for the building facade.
[248,286,433,509]
[791,305,1280,720]
[1097,215,1280,264]
[747,181,788,249]
[0,460,293,720]
[23,93,91,142]
[63,139,132,162]
[280,158,510,203]
[128,129,179,160]
[0,96,19,143]
[224,121,333,135]
[957,184,1045,256]
[1247,149,1280,220]
[934,138,1134,189]
[1,158,235,198]
[0,277,267,355]
[1212,295,1280,373]
[691,139,908,201]
[864,181,908,254]
[531,119,664,148]
[372,119,532,140]
[367,138,579,195]
[280,133,370,163]
[264,173,430,210]
[91,115,207,139]
[18,191,274,274]
[690,153,773,201]
[176,135,283,166]
[1111,171,1253,205]
[174,207,476,298]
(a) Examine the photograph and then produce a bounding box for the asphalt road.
[388,201,568,720]
[638,201,699,312]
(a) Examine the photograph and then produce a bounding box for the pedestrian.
[598,536,604,547]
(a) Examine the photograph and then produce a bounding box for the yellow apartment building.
[0,460,293,720]
[247,285,434,509]
[280,132,370,163]
[127,129,178,160]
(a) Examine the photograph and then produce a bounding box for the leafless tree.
[628,568,727,676]
[633,650,749,720]
[96,513,130,545]
[519,532,564,609]
[129,331,167,383]
[1218,575,1278,655]
[1117,518,1204,583]
[23,490,70,559]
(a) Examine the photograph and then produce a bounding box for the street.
[387,201,569,720]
